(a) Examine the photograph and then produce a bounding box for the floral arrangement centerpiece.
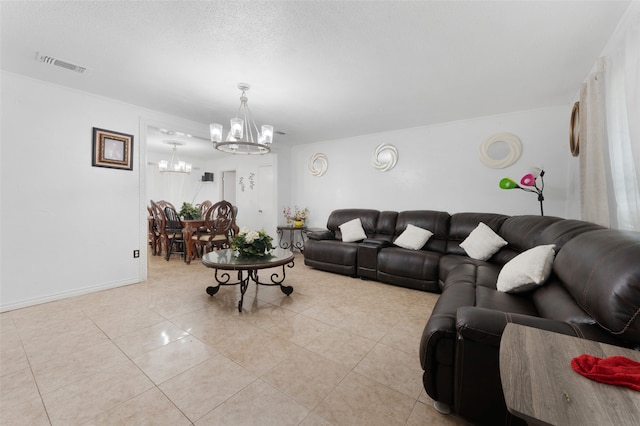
[283,206,309,227]
[231,228,275,257]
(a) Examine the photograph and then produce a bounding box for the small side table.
[499,323,640,426]
[277,226,307,252]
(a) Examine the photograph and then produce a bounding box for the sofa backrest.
[554,229,640,343]
[373,211,398,242]
[493,215,564,264]
[536,219,605,250]
[327,209,380,240]
[446,213,509,257]
[395,210,451,253]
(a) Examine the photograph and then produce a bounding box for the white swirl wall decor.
[479,132,522,169]
[309,153,328,176]
[372,143,398,172]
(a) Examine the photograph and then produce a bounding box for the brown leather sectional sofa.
[303,208,640,425]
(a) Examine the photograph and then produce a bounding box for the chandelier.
[210,83,274,155]
[158,141,192,174]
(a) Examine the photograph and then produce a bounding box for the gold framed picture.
[92,127,134,170]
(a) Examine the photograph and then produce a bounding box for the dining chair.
[147,205,161,256]
[157,200,176,211]
[197,200,212,217]
[193,200,236,254]
[150,200,167,256]
[163,206,185,261]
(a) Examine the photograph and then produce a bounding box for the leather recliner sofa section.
[303,209,640,425]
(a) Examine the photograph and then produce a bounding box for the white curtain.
[580,5,640,231]
[580,60,610,226]
[604,11,640,230]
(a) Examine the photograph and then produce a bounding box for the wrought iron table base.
[276,227,306,252]
[206,262,294,312]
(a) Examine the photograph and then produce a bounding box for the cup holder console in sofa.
[303,208,640,425]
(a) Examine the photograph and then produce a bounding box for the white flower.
[239,227,249,236]
[245,231,259,244]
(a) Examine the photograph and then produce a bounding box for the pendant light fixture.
[210,83,274,155]
[158,141,192,174]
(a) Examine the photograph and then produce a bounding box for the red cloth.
[571,354,640,391]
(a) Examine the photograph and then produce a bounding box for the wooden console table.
[499,324,640,425]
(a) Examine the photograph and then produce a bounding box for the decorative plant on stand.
[499,168,546,216]
[231,228,274,257]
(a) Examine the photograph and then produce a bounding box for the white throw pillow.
[339,218,367,242]
[394,224,433,250]
[497,244,557,293]
[459,222,507,261]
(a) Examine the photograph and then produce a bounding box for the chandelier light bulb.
[210,123,222,143]
[230,118,244,139]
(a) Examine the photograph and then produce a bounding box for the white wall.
[289,106,575,229]
[208,153,279,237]
[0,72,209,311]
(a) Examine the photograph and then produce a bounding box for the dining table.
[181,219,206,264]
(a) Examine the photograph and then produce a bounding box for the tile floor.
[1,252,470,425]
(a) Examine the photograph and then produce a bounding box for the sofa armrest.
[455,306,623,347]
[361,238,392,247]
[306,229,334,240]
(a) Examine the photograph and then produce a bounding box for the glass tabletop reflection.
[201,248,294,270]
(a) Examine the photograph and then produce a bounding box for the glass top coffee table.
[201,248,295,312]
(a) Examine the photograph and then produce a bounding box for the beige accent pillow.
[394,224,433,250]
[497,244,557,293]
[339,218,367,242]
[459,222,507,260]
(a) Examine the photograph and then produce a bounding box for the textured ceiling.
[1,1,631,156]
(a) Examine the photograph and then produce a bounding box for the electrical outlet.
[133,250,140,258]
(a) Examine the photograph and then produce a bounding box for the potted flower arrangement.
[231,228,275,257]
[283,206,309,227]
[179,202,201,220]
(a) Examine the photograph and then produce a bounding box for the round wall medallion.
[479,133,522,169]
[309,153,328,176]
[372,144,398,172]
[569,101,580,157]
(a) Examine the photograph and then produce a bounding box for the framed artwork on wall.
[92,127,134,170]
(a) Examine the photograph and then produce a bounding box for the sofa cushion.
[460,222,508,261]
[339,218,367,242]
[532,280,596,325]
[377,247,441,291]
[496,244,556,293]
[327,209,379,240]
[395,210,450,253]
[394,224,433,250]
[446,213,509,256]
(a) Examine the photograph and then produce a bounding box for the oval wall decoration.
[309,153,328,176]
[372,143,398,172]
[479,132,523,169]
[569,101,580,157]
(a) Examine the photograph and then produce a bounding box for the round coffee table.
[201,248,295,312]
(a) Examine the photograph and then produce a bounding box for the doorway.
[221,170,237,206]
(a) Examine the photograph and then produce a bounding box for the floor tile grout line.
[11,317,54,426]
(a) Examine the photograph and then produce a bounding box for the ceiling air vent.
[36,52,88,74]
